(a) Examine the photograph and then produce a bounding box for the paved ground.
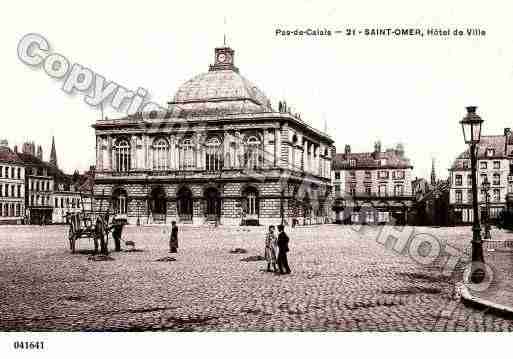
[468,236,513,310]
[0,224,512,331]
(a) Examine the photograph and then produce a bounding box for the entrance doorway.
[177,187,193,223]
[204,187,221,220]
[150,186,167,223]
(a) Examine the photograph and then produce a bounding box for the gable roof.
[0,146,22,165]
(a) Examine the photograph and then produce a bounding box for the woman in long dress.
[264,225,278,272]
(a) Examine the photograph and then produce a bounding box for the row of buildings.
[4,45,513,226]
[0,138,91,225]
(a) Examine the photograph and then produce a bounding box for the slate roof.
[450,135,508,170]
[16,152,69,181]
[332,150,412,170]
[0,146,22,165]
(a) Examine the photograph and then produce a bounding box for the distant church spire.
[50,136,58,167]
[430,158,436,186]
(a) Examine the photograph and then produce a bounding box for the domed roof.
[170,47,273,117]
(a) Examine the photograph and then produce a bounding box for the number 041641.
[13,341,44,350]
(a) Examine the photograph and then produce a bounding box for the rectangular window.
[334,184,340,194]
[480,162,487,170]
[334,171,340,180]
[17,168,21,179]
[455,175,462,186]
[349,159,356,167]
[17,185,20,198]
[377,211,389,223]
[55,198,58,208]
[394,185,404,196]
[366,211,374,223]
[378,185,387,197]
[11,168,14,178]
[364,171,371,180]
[467,174,472,186]
[480,174,487,185]
[455,190,463,203]
[0,166,2,178]
[365,185,371,195]
[487,148,495,157]
[493,189,500,202]
[349,183,356,196]
[15,204,20,217]
[493,173,500,186]
[467,190,472,203]
[378,171,389,179]
[493,161,501,169]
[5,167,9,178]
[349,171,356,179]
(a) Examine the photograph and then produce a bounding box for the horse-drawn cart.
[67,211,112,254]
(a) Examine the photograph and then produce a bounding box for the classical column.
[131,135,137,170]
[234,131,241,168]
[169,135,176,170]
[223,131,230,169]
[274,128,280,168]
[142,134,148,170]
[96,136,103,171]
[107,137,113,171]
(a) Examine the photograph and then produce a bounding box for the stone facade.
[92,46,334,226]
[449,128,513,224]
[0,140,25,224]
[331,142,415,225]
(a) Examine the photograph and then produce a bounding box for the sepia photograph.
[1,0,513,357]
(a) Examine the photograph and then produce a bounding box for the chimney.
[374,141,381,154]
[395,143,404,157]
[22,142,31,154]
[344,144,351,155]
[504,128,511,137]
[36,145,43,160]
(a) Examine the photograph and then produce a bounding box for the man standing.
[276,224,291,274]
[170,221,178,253]
[111,218,125,252]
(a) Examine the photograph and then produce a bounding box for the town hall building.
[92,46,335,226]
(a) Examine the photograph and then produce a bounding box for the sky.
[2,0,513,179]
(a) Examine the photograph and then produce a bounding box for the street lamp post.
[482,177,491,239]
[460,106,485,283]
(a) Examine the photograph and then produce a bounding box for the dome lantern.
[209,46,238,73]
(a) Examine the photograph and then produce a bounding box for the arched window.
[206,137,223,171]
[153,138,169,170]
[180,139,195,169]
[246,136,261,169]
[114,139,131,172]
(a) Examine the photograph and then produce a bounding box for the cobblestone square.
[0,225,512,331]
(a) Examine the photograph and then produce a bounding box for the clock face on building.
[217,53,226,63]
